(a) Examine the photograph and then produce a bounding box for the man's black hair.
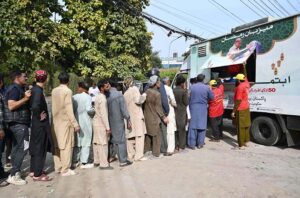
[197,74,205,83]
[109,78,118,88]
[97,79,109,90]
[58,72,69,84]
[9,70,22,81]
[0,73,4,83]
[176,75,186,86]
[190,77,197,84]
[78,82,89,91]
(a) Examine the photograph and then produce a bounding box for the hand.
[74,126,80,133]
[163,117,169,124]
[127,120,132,130]
[231,112,235,118]
[0,130,5,140]
[24,90,31,100]
[106,129,111,136]
[40,111,47,121]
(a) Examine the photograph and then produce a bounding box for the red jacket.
[209,85,224,118]
[234,80,250,111]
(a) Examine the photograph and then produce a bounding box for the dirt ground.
[1,120,300,198]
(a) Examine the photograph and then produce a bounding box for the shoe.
[136,156,148,161]
[209,139,220,142]
[0,170,10,179]
[99,166,114,170]
[80,164,94,169]
[61,169,77,177]
[4,163,12,169]
[108,157,118,163]
[120,160,133,167]
[197,145,204,149]
[94,163,100,167]
[163,153,173,156]
[7,173,27,185]
[188,147,196,150]
[179,149,189,153]
[72,162,80,169]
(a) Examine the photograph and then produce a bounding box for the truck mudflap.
[276,115,300,146]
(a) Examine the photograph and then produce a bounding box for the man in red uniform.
[208,80,224,142]
[231,74,251,150]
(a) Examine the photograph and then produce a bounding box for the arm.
[159,85,170,115]
[95,96,110,131]
[133,87,146,105]
[65,90,79,128]
[0,98,4,130]
[155,93,166,120]
[119,95,130,120]
[8,88,31,111]
[182,90,189,107]
[169,89,177,107]
[208,87,214,101]
[30,89,43,120]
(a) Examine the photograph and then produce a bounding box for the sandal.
[33,174,52,182]
[29,171,46,177]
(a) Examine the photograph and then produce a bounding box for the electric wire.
[273,0,291,15]
[208,0,243,23]
[152,0,226,32]
[246,0,269,16]
[287,0,299,12]
[253,0,274,17]
[210,0,246,23]
[239,0,264,18]
[267,0,287,17]
[260,0,281,17]
[150,3,220,35]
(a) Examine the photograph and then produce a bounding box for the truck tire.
[251,116,281,146]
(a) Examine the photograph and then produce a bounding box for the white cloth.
[165,85,177,153]
[88,86,100,102]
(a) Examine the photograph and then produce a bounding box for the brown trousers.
[144,134,161,157]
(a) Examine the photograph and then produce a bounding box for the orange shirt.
[234,80,250,111]
[209,86,224,118]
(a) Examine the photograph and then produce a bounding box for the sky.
[145,0,300,57]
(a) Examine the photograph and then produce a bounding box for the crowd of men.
[0,69,250,186]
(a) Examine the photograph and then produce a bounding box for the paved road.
[1,120,300,198]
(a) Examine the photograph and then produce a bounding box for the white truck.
[175,14,300,146]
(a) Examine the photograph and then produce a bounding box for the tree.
[0,0,152,82]
[150,51,162,68]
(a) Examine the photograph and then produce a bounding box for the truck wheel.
[251,116,281,146]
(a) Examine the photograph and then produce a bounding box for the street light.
[168,35,183,69]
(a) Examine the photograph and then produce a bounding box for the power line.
[287,0,299,12]
[260,0,281,17]
[267,0,287,17]
[210,0,246,23]
[246,0,269,17]
[253,0,274,17]
[113,0,205,40]
[239,0,264,18]
[151,3,220,35]
[273,0,291,16]
[152,0,226,32]
[208,0,243,23]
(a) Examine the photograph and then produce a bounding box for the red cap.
[35,70,47,82]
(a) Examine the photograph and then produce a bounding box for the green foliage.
[150,51,162,68]
[0,0,152,88]
[160,68,179,82]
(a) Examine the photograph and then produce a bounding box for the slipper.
[29,171,46,177]
[0,180,10,187]
[33,174,52,182]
